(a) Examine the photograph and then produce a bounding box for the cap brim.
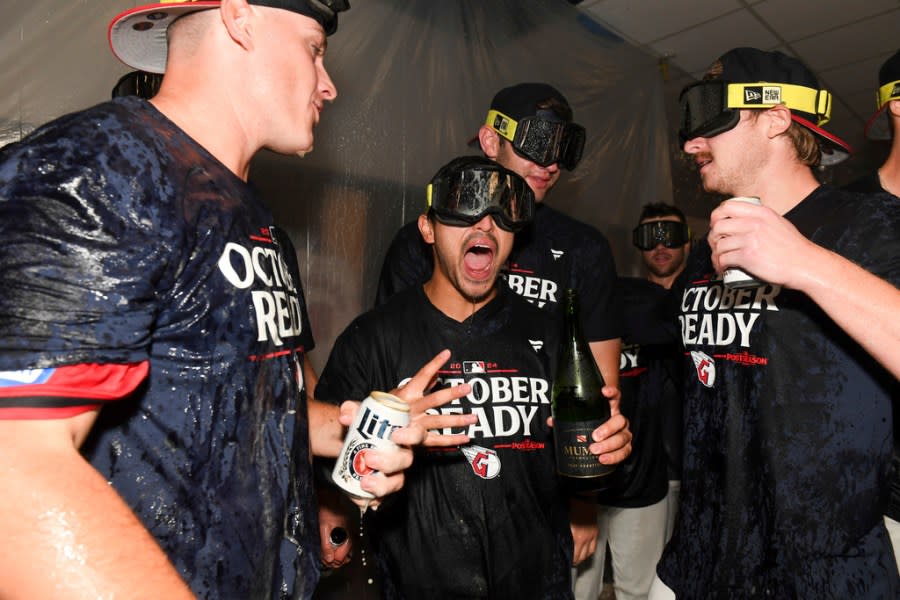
[108,2,220,74]
[791,114,852,166]
[864,106,892,141]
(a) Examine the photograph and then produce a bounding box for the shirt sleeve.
[0,362,149,419]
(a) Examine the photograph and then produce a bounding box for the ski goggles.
[678,80,832,143]
[485,109,585,170]
[632,221,690,251]
[305,0,350,35]
[427,164,535,232]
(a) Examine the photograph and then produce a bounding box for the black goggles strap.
[427,166,535,231]
[632,221,690,250]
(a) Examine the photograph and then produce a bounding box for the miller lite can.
[722,196,764,289]
[332,391,410,499]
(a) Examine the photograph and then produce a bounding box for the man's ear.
[220,0,254,51]
[479,125,501,160]
[418,214,435,245]
[765,104,792,137]
[887,99,900,119]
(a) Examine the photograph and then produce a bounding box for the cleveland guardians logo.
[691,350,716,387]
[461,445,501,479]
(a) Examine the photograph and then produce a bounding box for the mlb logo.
[463,361,486,374]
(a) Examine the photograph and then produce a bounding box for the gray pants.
[572,497,668,600]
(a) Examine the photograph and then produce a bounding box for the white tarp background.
[1,0,673,370]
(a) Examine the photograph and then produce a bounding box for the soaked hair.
[704,59,821,166]
[638,202,686,225]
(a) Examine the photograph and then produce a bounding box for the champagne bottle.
[551,288,614,490]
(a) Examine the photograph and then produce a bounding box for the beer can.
[722,196,764,289]
[332,391,410,499]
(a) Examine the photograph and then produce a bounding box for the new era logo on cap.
[743,86,782,105]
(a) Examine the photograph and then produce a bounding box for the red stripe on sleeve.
[0,362,149,419]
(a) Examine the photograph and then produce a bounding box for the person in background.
[841,48,900,576]
[573,202,688,600]
[376,83,624,565]
[651,47,899,599]
[0,1,469,598]
[316,156,633,599]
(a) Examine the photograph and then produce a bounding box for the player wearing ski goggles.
[632,220,690,251]
[485,108,586,170]
[427,157,535,232]
[678,79,833,144]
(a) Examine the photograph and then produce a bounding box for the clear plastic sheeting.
[0,0,672,370]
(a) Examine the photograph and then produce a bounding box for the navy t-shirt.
[658,186,900,599]
[316,285,573,600]
[0,97,318,599]
[375,203,622,342]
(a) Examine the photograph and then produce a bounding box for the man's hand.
[317,487,353,570]
[337,349,475,503]
[569,497,599,566]
[547,384,632,466]
[708,199,812,288]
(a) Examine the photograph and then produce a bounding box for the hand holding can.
[332,391,410,500]
[722,196,765,289]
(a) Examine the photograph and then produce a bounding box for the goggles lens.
[488,110,585,170]
[632,221,689,251]
[427,165,535,232]
[513,118,585,170]
[678,81,740,143]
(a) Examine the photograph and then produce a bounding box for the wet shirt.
[316,286,573,600]
[658,186,900,599]
[375,203,622,342]
[0,97,317,599]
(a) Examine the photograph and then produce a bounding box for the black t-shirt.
[375,203,621,342]
[594,277,677,508]
[658,185,900,599]
[0,98,317,599]
[316,285,573,600]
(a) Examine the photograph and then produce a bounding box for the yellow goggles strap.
[877,80,900,110]
[725,82,832,126]
[485,109,518,142]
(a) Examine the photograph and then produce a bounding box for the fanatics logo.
[461,445,501,479]
[463,361,486,374]
[550,249,564,261]
[528,339,544,352]
[690,350,716,388]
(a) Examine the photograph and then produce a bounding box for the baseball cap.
[864,50,900,141]
[477,83,586,170]
[679,47,851,166]
[108,0,350,74]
